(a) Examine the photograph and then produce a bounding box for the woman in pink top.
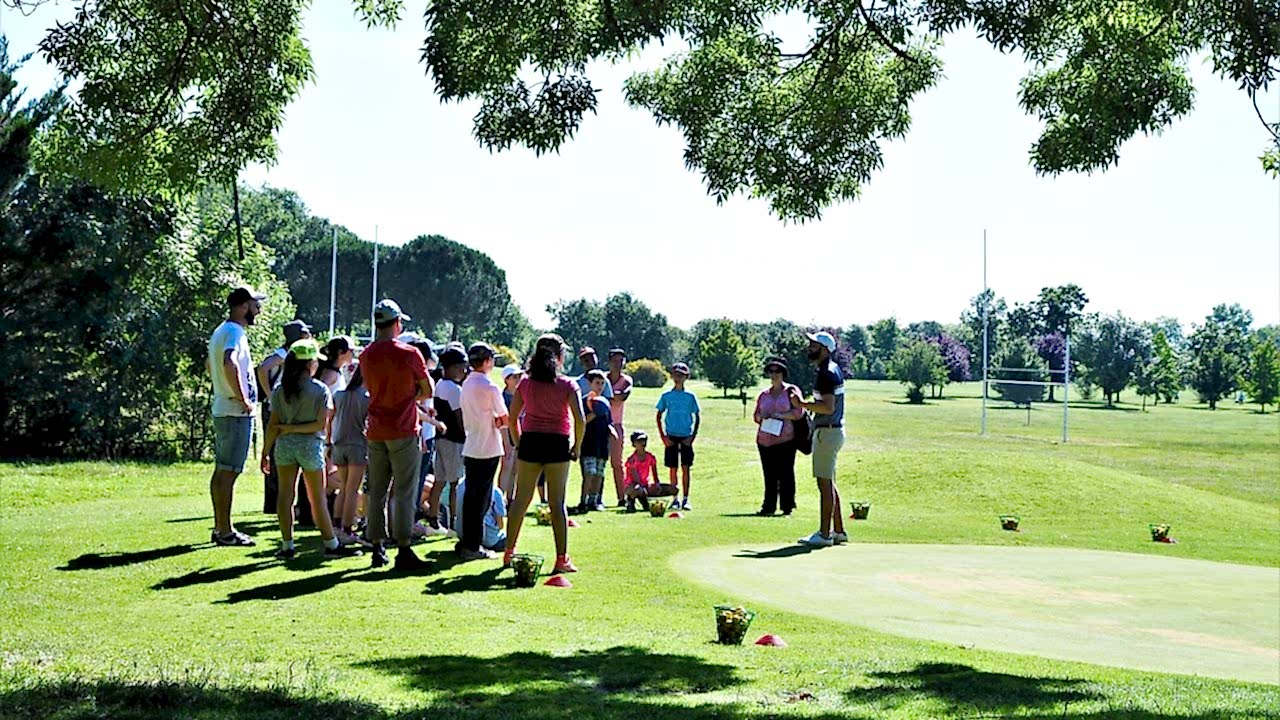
[506,334,587,573]
[754,357,804,516]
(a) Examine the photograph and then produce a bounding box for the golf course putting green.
[678,543,1280,684]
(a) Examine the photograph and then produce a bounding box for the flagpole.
[328,227,337,335]
[981,229,989,437]
[370,225,379,338]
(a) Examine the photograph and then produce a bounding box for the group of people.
[205,285,851,577]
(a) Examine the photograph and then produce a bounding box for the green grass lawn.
[1,380,1277,719]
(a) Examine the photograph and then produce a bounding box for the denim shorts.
[331,442,368,466]
[213,415,254,473]
[275,434,326,473]
[580,456,609,476]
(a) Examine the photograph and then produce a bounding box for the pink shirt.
[516,375,579,436]
[755,384,801,447]
[625,452,658,488]
[609,373,633,423]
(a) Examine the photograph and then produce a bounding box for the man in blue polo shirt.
[794,331,847,548]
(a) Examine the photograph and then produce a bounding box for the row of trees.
[541,280,1276,412]
[1,41,535,458]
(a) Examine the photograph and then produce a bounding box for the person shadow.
[731,545,815,560]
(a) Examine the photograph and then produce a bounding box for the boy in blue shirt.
[655,362,700,510]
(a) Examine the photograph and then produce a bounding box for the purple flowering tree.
[1034,333,1077,401]
[928,334,971,397]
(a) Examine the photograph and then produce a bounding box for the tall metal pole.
[1063,322,1071,443]
[328,227,338,335]
[370,226,379,337]
[981,230,989,437]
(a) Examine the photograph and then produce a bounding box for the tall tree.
[993,339,1047,406]
[1187,305,1252,410]
[1075,314,1150,406]
[1149,330,1184,405]
[842,325,871,358]
[890,340,946,404]
[869,317,902,363]
[1244,338,1280,413]
[1005,303,1041,344]
[1036,284,1089,336]
[960,290,1006,367]
[601,293,674,363]
[547,298,608,367]
[696,320,760,397]
[17,2,1277,219]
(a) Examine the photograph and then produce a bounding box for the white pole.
[370,225,379,337]
[328,227,338,335]
[981,229,989,437]
[1063,322,1070,444]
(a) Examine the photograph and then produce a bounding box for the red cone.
[668,511,684,519]
[567,518,580,528]
[544,575,572,588]
[755,634,787,647]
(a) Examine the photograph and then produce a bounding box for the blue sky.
[4,3,1278,331]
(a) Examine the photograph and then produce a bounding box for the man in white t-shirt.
[457,342,509,560]
[207,285,267,546]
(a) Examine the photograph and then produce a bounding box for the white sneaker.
[446,529,458,540]
[799,531,833,548]
[411,522,429,540]
[832,531,849,545]
[680,499,691,511]
[457,546,495,561]
[423,524,448,538]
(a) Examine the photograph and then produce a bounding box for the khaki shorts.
[811,426,845,479]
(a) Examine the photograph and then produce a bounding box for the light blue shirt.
[577,373,613,399]
[445,481,507,549]
[656,388,700,437]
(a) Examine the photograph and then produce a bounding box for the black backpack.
[794,411,813,455]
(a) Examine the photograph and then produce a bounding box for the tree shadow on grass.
[732,545,813,560]
[60,543,211,571]
[1,663,1263,720]
[847,662,1101,715]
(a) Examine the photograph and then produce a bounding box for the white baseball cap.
[805,331,837,353]
[501,364,525,380]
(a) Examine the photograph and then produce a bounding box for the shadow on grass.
[732,545,814,559]
[2,660,1258,720]
[719,512,794,518]
[422,566,509,595]
[60,543,211,571]
[847,662,1101,713]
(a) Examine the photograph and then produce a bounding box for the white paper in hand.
[761,418,784,436]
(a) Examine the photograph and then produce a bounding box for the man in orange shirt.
[360,299,434,571]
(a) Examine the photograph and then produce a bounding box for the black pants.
[461,456,500,551]
[757,441,797,514]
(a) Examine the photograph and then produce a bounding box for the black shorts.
[517,432,572,465]
[663,437,695,468]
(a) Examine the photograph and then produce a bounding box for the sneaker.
[274,547,297,559]
[211,530,255,547]
[799,531,834,548]
[337,531,372,548]
[370,543,389,569]
[411,522,429,540]
[553,556,579,574]
[423,523,448,538]
[593,502,607,512]
[626,500,636,513]
[680,499,691,511]
[458,546,496,561]
[832,531,849,545]
[446,529,458,540]
[567,504,585,516]
[616,500,627,508]
[394,548,432,572]
[324,543,364,558]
